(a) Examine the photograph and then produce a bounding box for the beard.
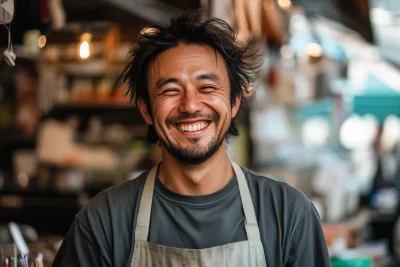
[160,134,226,165]
[158,112,227,165]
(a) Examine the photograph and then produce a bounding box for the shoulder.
[242,167,312,220]
[75,170,149,227]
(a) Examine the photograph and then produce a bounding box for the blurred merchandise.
[370,0,400,68]
[371,179,399,213]
[0,222,62,266]
[330,240,390,267]
[36,119,77,168]
[301,116,330,148]
[204,0,284,44]
[331,257,372,267]
[13,150,37,189]
[1,1,400,266]
[312,156,354,222]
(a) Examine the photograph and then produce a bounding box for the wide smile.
[173,120,212,136]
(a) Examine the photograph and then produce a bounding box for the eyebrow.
[155,78,179,89]
[196,73,220,82]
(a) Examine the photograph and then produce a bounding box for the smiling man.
[52,11,331,267]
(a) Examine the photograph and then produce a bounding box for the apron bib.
[130,161,267,267]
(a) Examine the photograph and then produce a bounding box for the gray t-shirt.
[52,167,331,267]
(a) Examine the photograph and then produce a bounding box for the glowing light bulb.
[79,41,90,59]
[77,33,93,60]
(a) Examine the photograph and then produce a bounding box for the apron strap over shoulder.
[135,165,158,241]
[231,161,261,241]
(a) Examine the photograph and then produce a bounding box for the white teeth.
[178,122,209,132]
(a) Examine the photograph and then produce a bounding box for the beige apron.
[130,161,267,267]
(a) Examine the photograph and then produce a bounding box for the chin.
[162,136,225,165]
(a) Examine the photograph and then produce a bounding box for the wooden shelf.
[53,102,135,110]
[0,129,35,147]
[57,61,125,77]
[45,102,146,127]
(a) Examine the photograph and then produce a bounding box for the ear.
[137,98,153,125]
[231,94,241,119]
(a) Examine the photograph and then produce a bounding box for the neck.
[158,143,234,196]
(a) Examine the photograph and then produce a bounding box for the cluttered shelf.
[44,101,147,129]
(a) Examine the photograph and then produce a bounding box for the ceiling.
[0,0,200,47]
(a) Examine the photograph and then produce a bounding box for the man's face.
[139,44,240,165]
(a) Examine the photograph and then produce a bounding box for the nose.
[178,89,203,114]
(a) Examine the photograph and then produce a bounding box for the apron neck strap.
[231,161,261,240]
[134,160,261,242]
[135,165,158,241]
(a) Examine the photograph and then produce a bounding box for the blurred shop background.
[1,0,400,266]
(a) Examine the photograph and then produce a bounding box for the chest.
[147,192,247,249]
[112,183,286,267]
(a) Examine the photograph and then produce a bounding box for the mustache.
[166,113,219,125]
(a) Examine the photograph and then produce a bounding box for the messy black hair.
[121,10,259,143]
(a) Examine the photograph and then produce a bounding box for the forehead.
[148,44,228,80]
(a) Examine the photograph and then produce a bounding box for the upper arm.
[51,219,112,267]
[286,204,331,267]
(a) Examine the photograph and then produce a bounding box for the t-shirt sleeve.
[286,204,332,267]
[51,219,112,267]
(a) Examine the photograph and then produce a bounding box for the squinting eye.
[162,89,180,95]
[200,86,216,92]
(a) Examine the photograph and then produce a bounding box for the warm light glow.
[81,33,92,41]
[77,33,93,60]
[38,35,46,48]
[306,42,323,58]
[79,41,91,59]
[278,0,292,9]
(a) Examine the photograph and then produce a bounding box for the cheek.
[204,94,231,116]
[152,97,180,124]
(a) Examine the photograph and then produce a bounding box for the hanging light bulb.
[77,32,93,60]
